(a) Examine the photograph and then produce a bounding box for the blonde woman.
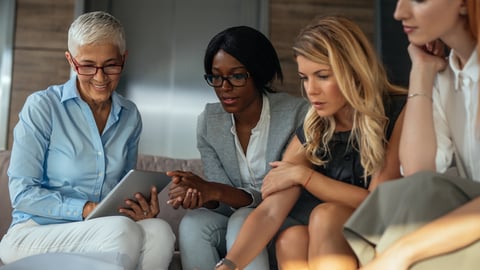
[214,15,406,270]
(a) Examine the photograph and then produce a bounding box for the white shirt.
[433,49,479,181]
[231,95,270,190]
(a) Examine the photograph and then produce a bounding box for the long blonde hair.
[293,15,406,178]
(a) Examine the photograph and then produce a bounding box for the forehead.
[212,50,245,69]
[296,55,331,72]
[74,43,122,61]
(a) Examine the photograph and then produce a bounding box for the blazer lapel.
[209,112,242,185]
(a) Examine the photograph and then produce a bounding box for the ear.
[65,51,74,67]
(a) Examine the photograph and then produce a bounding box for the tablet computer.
[85,169,171,220]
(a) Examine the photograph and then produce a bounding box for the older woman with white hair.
[0,11,174,270]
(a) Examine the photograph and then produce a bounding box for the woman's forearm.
[385,197,480,267]
[226,208,283,268]
[207,182,253,208]
[399,68,437,175]
[304,171,370,208]
[225,187,301,268]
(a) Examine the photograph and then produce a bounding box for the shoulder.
[23,84,65,112]
[202,102,224,115]
[197,102,229,129]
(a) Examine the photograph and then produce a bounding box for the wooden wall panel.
[15,0,74,50]
[269,0,375,96]
[8,0,74,148]
[8,50,71,145]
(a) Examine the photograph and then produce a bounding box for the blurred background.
[0,0,409,159]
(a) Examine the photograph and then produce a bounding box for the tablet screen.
[85,169,171,220]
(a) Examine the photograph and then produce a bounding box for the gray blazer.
[196,92,309,215]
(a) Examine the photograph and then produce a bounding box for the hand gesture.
[167,172,189,209]
[408,39,448,77]
[261,161,311,199]
[119,186,160,221]
[166,171,208,209]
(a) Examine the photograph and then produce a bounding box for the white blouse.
[433,48,479,181]
[231,95,270,190]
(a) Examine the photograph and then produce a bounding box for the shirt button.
[98,152,102,156]
[344,155,351,161]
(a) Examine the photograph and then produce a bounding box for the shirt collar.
[450,48,479,92]
[61,77,79,102]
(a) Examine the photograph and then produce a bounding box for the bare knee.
[309,203,354,234]
[276,225,307,255]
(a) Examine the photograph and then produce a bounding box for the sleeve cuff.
[61,198,88,221]
[234,188,262,209]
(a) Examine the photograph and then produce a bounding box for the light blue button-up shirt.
[8,77,142,227]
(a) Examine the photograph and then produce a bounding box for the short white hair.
[68,11,126,56]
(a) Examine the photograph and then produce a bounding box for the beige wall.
[7,0,375,149]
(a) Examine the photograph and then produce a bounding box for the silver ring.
[143,211,148,217]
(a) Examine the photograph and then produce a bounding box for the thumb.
[269,161,281,168]
[171,176,182,184]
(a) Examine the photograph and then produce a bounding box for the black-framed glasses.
[70,55,124,76]
[204,72,250,87]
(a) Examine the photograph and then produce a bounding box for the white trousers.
[0,216,175,270]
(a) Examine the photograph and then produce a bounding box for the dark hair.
[204,26,283,94]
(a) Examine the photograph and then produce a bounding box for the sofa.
[0,149,204,270]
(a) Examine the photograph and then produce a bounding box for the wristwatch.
[215,258,237,270]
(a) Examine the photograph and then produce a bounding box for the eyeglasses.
[204,73,250,87]
[70,55,124,76]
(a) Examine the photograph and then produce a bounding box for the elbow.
[400,156,436,177]
[401,164,436,177]
[399,150,437,177]
[251,204,284,227]
[402,168,418,177]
